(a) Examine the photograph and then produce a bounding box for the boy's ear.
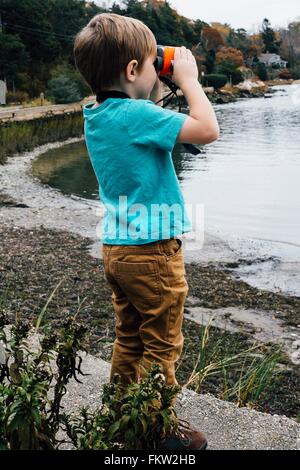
[124,59,138,83]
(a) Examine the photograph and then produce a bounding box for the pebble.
[291,340,300,350]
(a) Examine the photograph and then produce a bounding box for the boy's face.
[123,50,158,100]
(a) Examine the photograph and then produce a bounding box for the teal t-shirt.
[83,97,192,244]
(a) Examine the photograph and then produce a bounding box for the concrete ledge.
[60,352,300,450]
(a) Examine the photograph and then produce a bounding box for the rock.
[203,86,214,94]
[290,350,300,365]
[291,340,300,350]
[236,80,253,92]
[235,80,267,94]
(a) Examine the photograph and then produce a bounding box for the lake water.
[32,84,300,294]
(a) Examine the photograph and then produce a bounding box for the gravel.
[60,352,300,450]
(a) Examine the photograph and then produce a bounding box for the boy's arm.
[149,77,163,106]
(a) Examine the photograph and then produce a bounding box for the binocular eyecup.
[154,45,175,76]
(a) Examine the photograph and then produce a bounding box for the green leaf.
[107,421,121,440]
[119,415,130,429]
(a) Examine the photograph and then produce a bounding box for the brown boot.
[158,418,208,450]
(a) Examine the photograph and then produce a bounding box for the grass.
[0,111,84,164]
[176,317,283,409]
[23,97,53,108]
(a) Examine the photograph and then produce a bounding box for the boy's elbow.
[177,118,220,145]
[204,126,220,144]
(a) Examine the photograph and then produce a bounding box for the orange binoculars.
[154,45,175,76]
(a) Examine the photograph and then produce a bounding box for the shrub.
[0,310,89,450]
[6,91,29,105]
[203,74,227,89]
[278,69,292,79]
[49,63,91,99]
[46,75,81,104]
[290,66,300,80]
[63,364,180,450]
[215,60,244,85]
[229,69,244,85]
[0,302,180,450]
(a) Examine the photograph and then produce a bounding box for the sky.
[167,0,300,33]
[95,1,300,33]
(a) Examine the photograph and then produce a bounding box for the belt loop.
[158,238,166,254]
[103,243,112,256]
[158,237,169,255]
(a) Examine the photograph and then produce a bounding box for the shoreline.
[1,135,299,297]
[1,139,300,418]
[3,78,298,123]
[1,137,299,299]
[0,139,300,351]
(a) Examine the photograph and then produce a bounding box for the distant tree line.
[0,0,300,103]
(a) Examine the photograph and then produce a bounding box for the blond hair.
[73,13,157,94]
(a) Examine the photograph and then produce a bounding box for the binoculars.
[154,45,175,76]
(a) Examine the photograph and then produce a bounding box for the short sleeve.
[126,99,188,153]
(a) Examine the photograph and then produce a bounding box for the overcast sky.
[167,0,300,33]
[95,1,299,33]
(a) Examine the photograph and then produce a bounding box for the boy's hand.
[149,76,163,106]
[172,46,199,89]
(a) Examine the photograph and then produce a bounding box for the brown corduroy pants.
[102,237,189,386]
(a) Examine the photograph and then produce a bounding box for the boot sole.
[198,441,208,450]
[158,440,208,451]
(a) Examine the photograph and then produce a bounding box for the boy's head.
[73,13,158,100]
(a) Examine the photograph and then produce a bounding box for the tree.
[1,0,62,65]
[254,62,268,81]
[201,27,226,74]
[0,0,88,96]
[215,46,245,84]
[86,1,107,18]
[202,26,225,52]
[279,21,300,68]
[216,47,245,67]
[204,49,216,74]
[0,32,29,90]
[261,18,282,54]
[210,22,231,43]
[2,0,288,98]
[227,28,251,56]
[245,44,261,60]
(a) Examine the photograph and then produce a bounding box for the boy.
[74,13,219,449]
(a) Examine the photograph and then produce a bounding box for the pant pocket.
[112,259,162,311]
[164,239,187,285]
[164,238,183,261]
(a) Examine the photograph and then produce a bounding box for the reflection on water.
[32,85,300,251]
[32,140,99,199]
[31,136,197,197]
